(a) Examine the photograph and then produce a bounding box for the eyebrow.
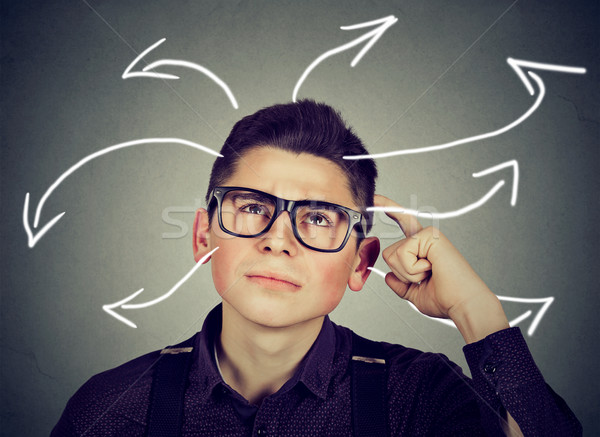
[229,191,274,203]
[229,188,352,210]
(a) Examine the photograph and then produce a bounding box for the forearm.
[448,290,509,344]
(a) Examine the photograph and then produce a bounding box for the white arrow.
[344,58,586,160]
[123,38,239,109]
[368,160,519,220]
[292,15,398,102]
[506,58,586,96]
[368,267,553,336]
[103,247,219,328]
[23,138,222,248]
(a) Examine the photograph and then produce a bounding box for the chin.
[239,303,321,329]
[247,308,304,328]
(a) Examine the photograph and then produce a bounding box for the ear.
[193,208,213,263]
[348,237,380,292]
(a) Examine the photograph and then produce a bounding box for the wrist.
[449,292,509,344]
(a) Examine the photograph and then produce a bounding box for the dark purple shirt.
[51,304,581,436]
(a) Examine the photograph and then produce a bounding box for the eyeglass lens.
[219,190,350,250]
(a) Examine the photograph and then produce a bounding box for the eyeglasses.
[208,186,365,252]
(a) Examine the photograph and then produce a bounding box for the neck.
[217,301,324,406]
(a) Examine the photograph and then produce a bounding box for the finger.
[385,272,410,299]
[373,194,423,238]
[382,240,432,281]
[386,261,430,285]
[382,241,433,274]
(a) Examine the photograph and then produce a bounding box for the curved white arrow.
[368,160,519,220]
[368,267,553,336]
[23,138,222,248]
[103,247,219,328]
[292,15,398,102]
[344,58,586,160]
[123,38,239,109]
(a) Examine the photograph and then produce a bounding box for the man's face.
[198,147,375,328]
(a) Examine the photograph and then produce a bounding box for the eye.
[304,213,333,227]
[241,203,269,216]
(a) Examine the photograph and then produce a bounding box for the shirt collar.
[189,303,336,402]
[188,304,225,401]
[295,315,336,399]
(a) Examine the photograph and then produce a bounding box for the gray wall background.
[2,0,598,434]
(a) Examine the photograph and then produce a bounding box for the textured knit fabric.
[51,304,581,436]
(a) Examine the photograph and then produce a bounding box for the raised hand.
[374,194,509,343]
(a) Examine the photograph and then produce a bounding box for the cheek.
[211,262,230,295]
[313,255,354,308]
[321,290,345,313]
[209,238,243,294]
[316,251,354,284]
[210,257,228,295]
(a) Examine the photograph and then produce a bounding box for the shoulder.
[334,322,459,372]
[75,347,161,403]
[52,332,203,436]
[54,334,199,436]
[334,322,469,394]
[70,333,199,409]
[62,349,160,430]
[384,340,470,397]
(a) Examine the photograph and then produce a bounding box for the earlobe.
[348,237,380,292]
[193,208,212,263]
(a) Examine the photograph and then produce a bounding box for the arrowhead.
[23,193,66,248]
[498,295,554,336]
[102,288,146,329]
[472,160,519,206]
[507,58,586,96]
[122,41,238,109]
[122,38,180,80]
[368,270,554,336]
[102,248,218,328]
[293,15,397,101]
[340,15,399,67]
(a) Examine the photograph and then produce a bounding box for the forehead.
[224,147,356,207]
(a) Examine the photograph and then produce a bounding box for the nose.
[258,211,299,256]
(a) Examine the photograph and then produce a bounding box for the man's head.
[193,101,380,328]
[205,100,377,233]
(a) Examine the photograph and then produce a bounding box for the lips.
[245,270,302,290]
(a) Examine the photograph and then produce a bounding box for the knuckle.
[383,242,402,261]
[422,225,441,239]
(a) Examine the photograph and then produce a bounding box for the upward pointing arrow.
[293,15,398,102]
[367,160,519,220]
[368,267,554,337]
[344,58,586,160]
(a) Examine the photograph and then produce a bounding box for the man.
[52,100,581,436]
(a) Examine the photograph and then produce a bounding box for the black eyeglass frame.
[208,186,366,253]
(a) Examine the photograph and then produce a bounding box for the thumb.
[385,272,410,299]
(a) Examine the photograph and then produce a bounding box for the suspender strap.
[146,331,388,436]
[351,332,389,437]
[146,335,197,437]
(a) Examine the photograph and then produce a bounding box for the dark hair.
[206,100,378,234]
